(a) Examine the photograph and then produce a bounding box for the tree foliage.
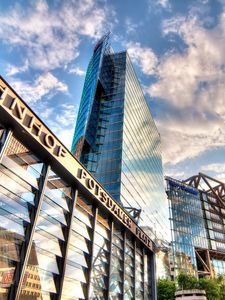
[157,274,225,300]
[157,279,176,300]
[177,273,199,290]
[199,278,220,300]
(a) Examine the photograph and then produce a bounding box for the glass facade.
[0,77,156,299]
[71,33,111,159]
[72,35,170,244]
[0,127,154,300]
[167,177,225,278]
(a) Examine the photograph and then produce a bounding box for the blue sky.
[0,0,225,182]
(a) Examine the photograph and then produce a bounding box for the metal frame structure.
[8,162,50,300]
[123,207,142,223]
[183,173,225,210]
[106,221,113,299]
[87,207,98,299]
[55,189,78,300]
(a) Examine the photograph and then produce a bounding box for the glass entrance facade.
[0,76,156,299]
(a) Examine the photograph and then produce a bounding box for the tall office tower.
[166,174,225,279]
[72,34,170,242]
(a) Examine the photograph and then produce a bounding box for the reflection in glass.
[62,193,94,300]
[90,212,111,299]
[109,225,123,299]
[135,247,144,299]
[72,46,170,245]
[124,236,134,299]
[0,135,41,299]
[167,179,208,277]
[0,128,154,298]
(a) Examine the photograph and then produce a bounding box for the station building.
[166,174,225,279]
[0,76,156,300]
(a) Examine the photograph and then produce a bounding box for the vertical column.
[133,240,136,300]
[142,247,145,300]
[87,206,98,299]
[0,129,13,163]
[107,220,114,300]
[8,163,50,300]
[122,230,126,299]
[54,189,78,300]
[149,252,157,300]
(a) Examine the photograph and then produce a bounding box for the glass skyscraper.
[72,34,170,242]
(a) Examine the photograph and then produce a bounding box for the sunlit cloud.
[216,173,225,182]
[165,170,185,179]
[201,163,225,173]
[10,72,68,103]
[128,8,225,166]
[157,0,170,9]
[67,66,85,76]
[6,61,29,76]
[148,0,171,13]
[125,18,142,35]
[34,101,77,149]
[127,42,158,75]
[0,0,113,72]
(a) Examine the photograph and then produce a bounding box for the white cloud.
[165,170,185,179]
[127,42,158,75]
[68,66,85,76]
[216,173,225,183]
[0,0,112,71]
[10,72,68,103]
[201,163,225,174]
[6,61,29,76]
[142,11,225,166]
[148,0,171,13]
[125,18,141,35]
[157,0,170,9]
[45,103,77,149]
[155,14,225,109]
[126,9,225,167]
[33,101,77,149]
[55,104,76,127]
[56,128,74,149]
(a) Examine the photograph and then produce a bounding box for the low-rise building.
[0,76,156,300]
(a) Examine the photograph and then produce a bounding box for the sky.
[0,0,225,182]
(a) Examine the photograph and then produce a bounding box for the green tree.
[177,273,199,290]
[219,282,225,300]
[215,275,225,300]
[199,278,220,300]
[157,279,176,300]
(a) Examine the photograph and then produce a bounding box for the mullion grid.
[8,163,51,300]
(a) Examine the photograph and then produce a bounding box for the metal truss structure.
[183,173,225,277]
[183,172,225,213]
[123,207,142,223]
